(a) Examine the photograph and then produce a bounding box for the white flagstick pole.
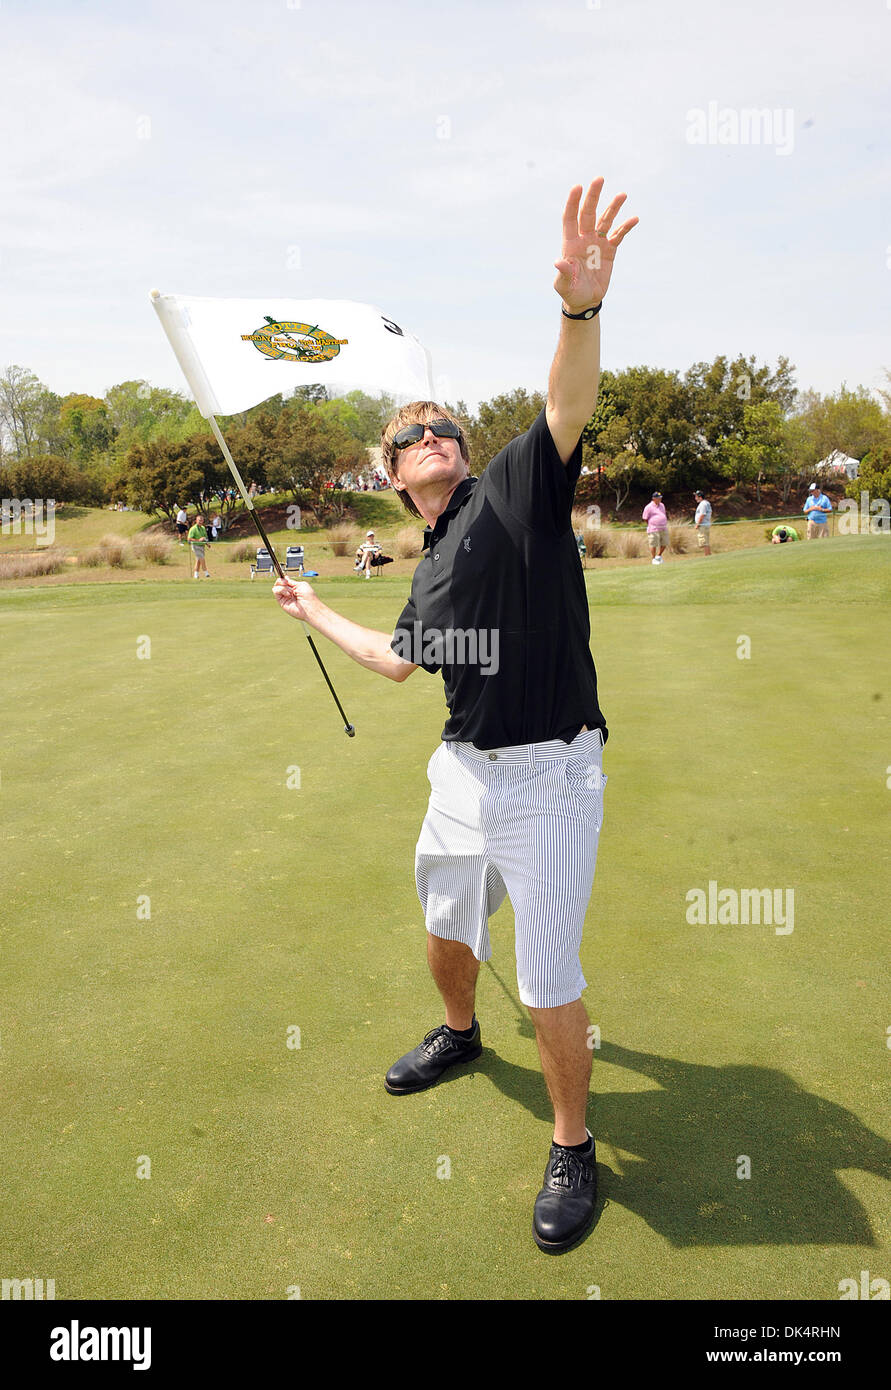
[207,414,356,737]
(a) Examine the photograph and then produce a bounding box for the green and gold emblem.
[241,316,348,363]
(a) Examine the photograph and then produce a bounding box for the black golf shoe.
[384,1019,482,1095]
[532,1132,598,1253]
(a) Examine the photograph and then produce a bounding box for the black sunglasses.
[392,418,461,452]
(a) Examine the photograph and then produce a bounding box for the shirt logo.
[463,537,472,552]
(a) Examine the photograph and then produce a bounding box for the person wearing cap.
[803,483,832,539]
[693,490,712,555]
[642,491,669,564]
[355,529,382,578]
[770,523,799,543]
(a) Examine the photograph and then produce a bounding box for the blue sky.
[1,0,889,411]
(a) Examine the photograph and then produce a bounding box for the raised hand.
[553,179,638,311]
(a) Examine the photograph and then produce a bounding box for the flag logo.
[240,316,349,364]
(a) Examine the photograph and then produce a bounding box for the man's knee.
[527,996,588,1025]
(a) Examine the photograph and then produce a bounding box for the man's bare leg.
[384,935,481,1094]
[427,933,479,1031]
[527,998,592,1146]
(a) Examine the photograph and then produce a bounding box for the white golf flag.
[150,292,434,418]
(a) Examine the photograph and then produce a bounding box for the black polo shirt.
[390,408,608,751]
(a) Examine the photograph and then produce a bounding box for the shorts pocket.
[562,755,607,829]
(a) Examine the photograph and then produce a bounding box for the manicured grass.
[0,545,888,1299]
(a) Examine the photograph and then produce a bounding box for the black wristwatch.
[562,303,602,320]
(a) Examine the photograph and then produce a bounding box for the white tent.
[817,451,860,479]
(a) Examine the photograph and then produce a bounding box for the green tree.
[779,414,815,504]
[2,453,99,505]
[113,437,205,521]
[608,365,703,490]
[59,394,112,462]
[0,365,53,457]
[104,381,196,457]
[265,402,367,521]
[685,354,797,454]
[581,371,618,449]
[337,390,398,446]
[715,399,786,502]
[462,388,547,471]
[811,386,890,465]
[846,446,891,528]
[600,453,658,513]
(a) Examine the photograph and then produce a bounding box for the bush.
[616,529,646,559]
[392,526,423,559]
[585,526,611,559]
[131,534,172,564]
[228,539,256,563]
[97,533,134,567]
[668,523,696,554]
[573,510,611,559]
[328,522,359,557]
[2,454,97,505]
[78,547,104,568]
[0,548,67,580]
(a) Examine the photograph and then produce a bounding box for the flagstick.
[207,415,356,737]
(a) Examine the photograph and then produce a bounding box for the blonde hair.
[380,402,471,519]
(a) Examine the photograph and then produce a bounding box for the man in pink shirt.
[642,490,668,564]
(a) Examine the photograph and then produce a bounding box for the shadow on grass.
[48,504,103,522]
[475,977,891,1246]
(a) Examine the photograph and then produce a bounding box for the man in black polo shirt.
[273,178,637,1252]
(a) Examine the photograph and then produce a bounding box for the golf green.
[1,536,888,1299]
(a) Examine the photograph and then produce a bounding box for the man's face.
[390,420,466,502]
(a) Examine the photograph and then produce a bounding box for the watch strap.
[562,303,602,320]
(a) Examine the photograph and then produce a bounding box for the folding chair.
[250,548,276,580]
[285,545,305,576]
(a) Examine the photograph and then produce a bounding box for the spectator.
[770,524,800,544]
[642,491,668,564]
[355,529,382,578]
[176,506,188,544]
[803,483,832,539]
[188,513,210,578]
[210,513,223,540]
[693,490,712,555]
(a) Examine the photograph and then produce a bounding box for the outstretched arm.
[273,576,417,682]
[547,179,638,465]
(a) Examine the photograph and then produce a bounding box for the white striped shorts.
[414,727,607,1009]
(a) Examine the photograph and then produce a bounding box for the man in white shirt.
[175,507,188,545]
[693,490,712,555]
